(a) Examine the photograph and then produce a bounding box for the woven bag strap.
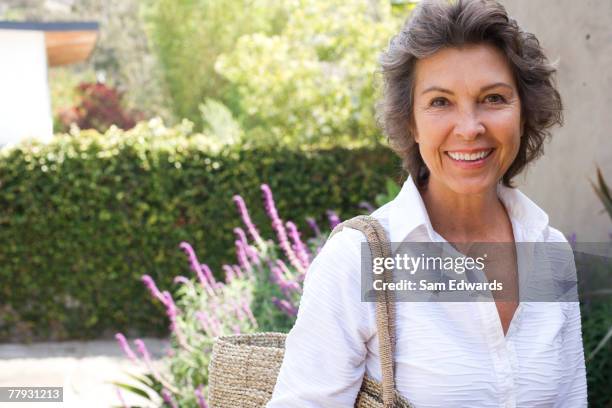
[328,215,397,408]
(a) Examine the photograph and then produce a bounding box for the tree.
[215,0,408,146]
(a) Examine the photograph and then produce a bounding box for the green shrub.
[0,119,401,341]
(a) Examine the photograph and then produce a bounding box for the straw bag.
[208,215,414,408]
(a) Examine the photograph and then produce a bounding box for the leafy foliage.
[56,82,143,133]
[591,165,612,222]
[199,99,243,146]
[215,0,405,146]
[141,0,289,128]
[0,119,401,341]
[584,166,612,406]
[375,178,402,207]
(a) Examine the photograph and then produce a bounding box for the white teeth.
[448,150,491,161]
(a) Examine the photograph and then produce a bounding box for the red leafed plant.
[57,82,143,133]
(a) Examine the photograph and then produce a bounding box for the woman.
[267,0,587,406]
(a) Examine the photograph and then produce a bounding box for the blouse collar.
[384,175,550,243]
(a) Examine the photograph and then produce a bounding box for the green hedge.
[582,300,612,406]
[0,122,402,341]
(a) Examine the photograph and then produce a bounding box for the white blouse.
[266,176,587,408]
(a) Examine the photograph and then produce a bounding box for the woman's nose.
[453,109,485,141]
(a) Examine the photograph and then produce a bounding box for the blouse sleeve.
[554,300,588,407]
[550,232,587,407]
[266,228,376,408]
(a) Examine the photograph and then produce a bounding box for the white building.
[0,21,98,148]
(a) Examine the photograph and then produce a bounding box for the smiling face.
[412,43,523,196]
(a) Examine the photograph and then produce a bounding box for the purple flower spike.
[277,279,301,299]
[284,281,302,294]
[286,221,310,269]
[241,301,257,327]
[306,216,321,237]
[201,264,216,284]
[114,333,137,362]
[179,241,210,288]
[270,265,283,284]
[245,244,261,265]
[261,185,281,224]
[233,227,248,245]
[222,265,235,283]
[162,291,179,320]
[233,324,241,334]
[272,297,298,317]
[326,210,341,229]
[141,275,167,304]
[134,338,151,362]
[235,240,253,276]
[261,184,279,219]
[278,281,291,299]
[161,290,188,346]
[231,264,243,279]
[173,276,190,285]
[200,263,218,294]
[196,312,209,332]
[196,311,219,337]
[261,184,305,274]
[198,311,222,336]
[161,389,177,408]
[232,194,264,245]
[195,385,209,408]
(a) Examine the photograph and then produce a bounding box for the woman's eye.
[430,97,449,107]
[484,94,507,104]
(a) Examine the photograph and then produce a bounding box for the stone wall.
[502,0,612,241]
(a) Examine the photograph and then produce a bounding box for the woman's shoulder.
[528,224,574,264]
[537,225,579,302]
[544,225,571,244]
[304,224,365,288]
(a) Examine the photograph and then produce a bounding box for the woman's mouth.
[445,148,494,168]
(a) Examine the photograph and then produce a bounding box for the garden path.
[0,338,168,407]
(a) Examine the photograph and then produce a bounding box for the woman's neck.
[420,177,507,242]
